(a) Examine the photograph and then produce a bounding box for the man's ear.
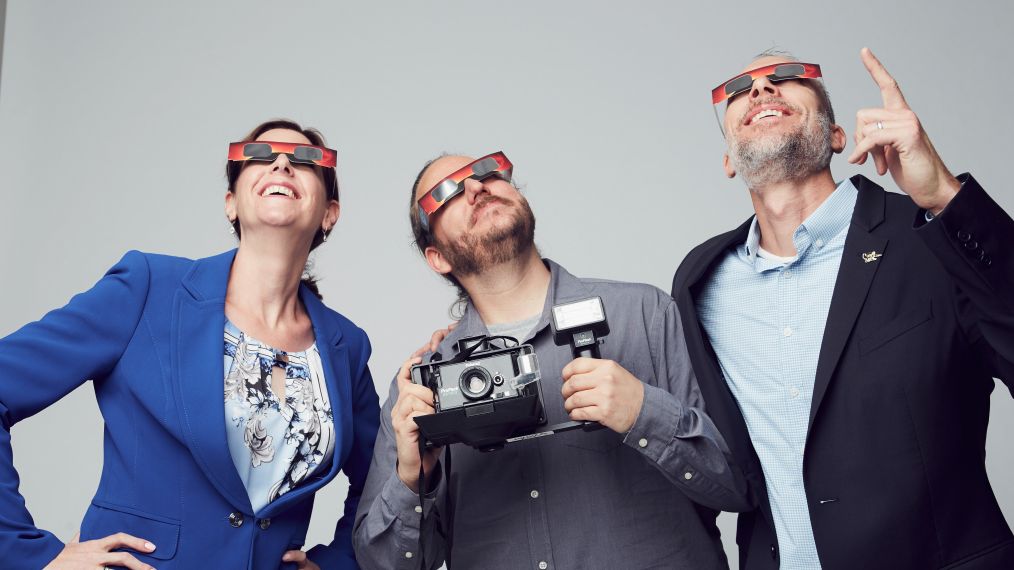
[831,123,847,154]
[723,153,736,179]
[424,245,453,276]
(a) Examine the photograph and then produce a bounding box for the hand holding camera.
[392,356,443,492]
[561,357,645,434]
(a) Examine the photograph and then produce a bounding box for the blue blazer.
[0,250,380,569]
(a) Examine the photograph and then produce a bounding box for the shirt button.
[405,551,414,559]
[539,562,548,570]
[414,505,423,513]
[258,518,271,530]
[790,387,800,398]
[683,471,693,480]
[783,326,793,337]
[530,490,540,499]
[814,239,825,248]
[638,438,648,448]
[782,270,793,278]
[228,512,244,528]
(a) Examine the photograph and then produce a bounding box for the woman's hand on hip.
[44,531,157,569]
[281,549,320,569]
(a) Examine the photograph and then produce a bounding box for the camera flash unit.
[552,297,610,359]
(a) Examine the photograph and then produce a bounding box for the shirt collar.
[740,178,857,272]
[432,258,593,359]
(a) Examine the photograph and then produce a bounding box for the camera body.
[411,335,545,451]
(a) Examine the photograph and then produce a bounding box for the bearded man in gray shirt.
[352,151,750,570]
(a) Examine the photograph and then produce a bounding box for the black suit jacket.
[671,174,1014,569]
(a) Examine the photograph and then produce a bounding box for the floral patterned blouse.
[223,320,335,513]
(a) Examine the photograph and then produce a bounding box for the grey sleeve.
[621,296,752,512]
[352,374,448,570]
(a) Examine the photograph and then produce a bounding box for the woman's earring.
[228,223,236,235]
[322,227,329,243]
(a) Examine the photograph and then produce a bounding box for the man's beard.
[436,195,537,277]
[728,107,834,190]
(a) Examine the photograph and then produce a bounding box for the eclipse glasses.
[711,62,822,135]
[416,151,513,232]
[228,141,337,169]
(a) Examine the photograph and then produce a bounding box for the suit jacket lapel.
[171,250,252,513]
[171,251,354,516]
[676,219,778,523]
[258,286,350,517]
[807,176,888,433]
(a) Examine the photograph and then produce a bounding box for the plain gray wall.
[1,1,1012,567]
[0,1,6,85]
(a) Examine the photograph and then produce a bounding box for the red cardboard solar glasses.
[417,151,513,232]
[711,62,822,135]
[228,141,338,169]
[711,62,822,105]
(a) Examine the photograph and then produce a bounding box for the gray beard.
[437,198,537,277]
[729,112,834,191]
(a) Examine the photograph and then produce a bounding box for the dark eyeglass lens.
[243,143,274,159]
[431,178,461,203]
[771,63,805,80]
[470,156,499,177]
[293,146,323,163]
[724,74,754,96]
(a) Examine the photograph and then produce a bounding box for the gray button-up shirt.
[353,260,749,570]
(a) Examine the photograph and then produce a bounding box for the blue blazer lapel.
[170,250,253,513]
[258,285,352,518]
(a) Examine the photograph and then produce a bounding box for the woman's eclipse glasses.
[228,141,338,169]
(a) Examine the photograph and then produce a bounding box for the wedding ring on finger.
[877,121,884,130]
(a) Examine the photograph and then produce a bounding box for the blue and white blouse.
[223,320,335,513]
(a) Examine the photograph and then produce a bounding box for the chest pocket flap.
[81,500,180,560]
[859,303,934,355]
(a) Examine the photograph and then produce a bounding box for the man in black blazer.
[671,47,1014,568]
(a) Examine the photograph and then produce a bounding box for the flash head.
[552,297,609,350]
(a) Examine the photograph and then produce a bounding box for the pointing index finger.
[861,47,908,110]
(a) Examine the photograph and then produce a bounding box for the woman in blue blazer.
[0,120,380,569]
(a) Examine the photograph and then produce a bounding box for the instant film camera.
[411,296,611,451]
[411,335,545,451]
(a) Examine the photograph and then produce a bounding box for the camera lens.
[458,367,494,400]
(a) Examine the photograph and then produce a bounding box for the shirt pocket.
[80,500,181,561]
[859,303,934,355]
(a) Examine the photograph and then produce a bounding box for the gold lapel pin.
[862,251,883,264]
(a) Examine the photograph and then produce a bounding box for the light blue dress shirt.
[697,180,858,569]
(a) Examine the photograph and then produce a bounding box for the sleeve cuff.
[380,469,442,530]
[622,383,682,463]
[913,172,973,229]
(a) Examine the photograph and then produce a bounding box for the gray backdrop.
[1,1,1012,566]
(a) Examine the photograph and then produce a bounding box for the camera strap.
[445,335,520,365]
[416,439,455,569]
[417,438,427,570]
